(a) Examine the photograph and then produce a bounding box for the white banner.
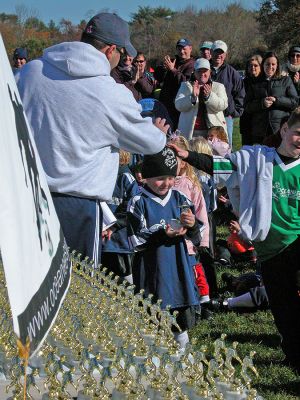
[0,35,72,357]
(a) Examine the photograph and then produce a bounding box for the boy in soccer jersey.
[169,108,300,372]
[127,147,201,350]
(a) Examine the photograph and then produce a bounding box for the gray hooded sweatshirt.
[16,41,166,200]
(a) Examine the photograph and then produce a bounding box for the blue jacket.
[211,63,245,118]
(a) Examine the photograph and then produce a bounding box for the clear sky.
[0,0,260,24]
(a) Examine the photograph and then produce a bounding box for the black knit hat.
[288,46,300,57]
[142,147,178,179]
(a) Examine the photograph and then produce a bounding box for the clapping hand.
[202,83,212,97]
[193,80,200,97]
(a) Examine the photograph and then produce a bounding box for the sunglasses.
[290,53,300,58]
[136,60,145,63]
[116,46,126,55]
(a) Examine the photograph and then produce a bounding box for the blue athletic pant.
[51,193,102,267]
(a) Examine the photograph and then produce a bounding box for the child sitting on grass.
[127,147,201,350]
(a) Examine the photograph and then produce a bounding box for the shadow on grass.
[257,380,300,398]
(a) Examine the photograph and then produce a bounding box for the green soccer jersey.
[254,153,300,261]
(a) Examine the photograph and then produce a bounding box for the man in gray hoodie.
[16,13,167,267]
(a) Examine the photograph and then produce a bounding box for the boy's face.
[145,176,175,195]
[279,122,300,158]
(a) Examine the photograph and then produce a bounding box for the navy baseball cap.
[176,38,192,48]
[13,48,28,60]
[83,13,137,57]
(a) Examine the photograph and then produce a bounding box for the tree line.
[1,1,298,69]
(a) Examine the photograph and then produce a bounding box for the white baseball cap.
[194,58,211,70]
[212,40,228,53]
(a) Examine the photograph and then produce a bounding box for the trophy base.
[77,391,92,400]
[224,391,247,400]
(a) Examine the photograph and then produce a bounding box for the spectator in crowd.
[156,38,195,128]
[210,40,245,147]
[240,54,263,145]
[245,51,298,143]
[199,41,213,60]
[282,45,300,99]
[132,52,155,98]
[12,47,27,74]
[16,12,167,267]
[175,58,228,140]
[111,51,155,101]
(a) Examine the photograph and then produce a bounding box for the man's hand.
[167,142,189,159]
[294,71,300,83]
[203,83,212,98]
[163,55,176,71]
[180,208,195,228]
[193,81,200,97]
[154,117,170,134]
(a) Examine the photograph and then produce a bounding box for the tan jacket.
[175,81,228,139]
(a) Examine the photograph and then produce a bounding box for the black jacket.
[157,56,195,128]
[211,63,245,118]
[239,76,260,145]
[245,75,298,138]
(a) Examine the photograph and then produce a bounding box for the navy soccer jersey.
[102,165,140,253]
[127,186,200,309]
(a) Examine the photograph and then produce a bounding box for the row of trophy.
[0,251,262,399]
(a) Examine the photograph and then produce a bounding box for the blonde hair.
[189,137,212,177]
[174,136,201,190]
[208,126,228,143]
[189,136,213,156]
[119,150,131,165]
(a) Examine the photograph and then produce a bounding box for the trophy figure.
[241,352,258,390]
[213,333,227,368]
[224,342,243,382]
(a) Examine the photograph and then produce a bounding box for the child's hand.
[229,220,240,233]
[165,224,187,238]
[102,228,113,241]
[180,208,195,228]
[219,194,229,205]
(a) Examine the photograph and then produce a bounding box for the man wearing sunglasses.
[16,13,168,268]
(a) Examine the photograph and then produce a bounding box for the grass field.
[190,121,300,399]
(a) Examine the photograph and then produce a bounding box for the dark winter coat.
[239,76,260,145]
[157,56,195,128]
[211,63,245,118]
[245,75,298,139]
